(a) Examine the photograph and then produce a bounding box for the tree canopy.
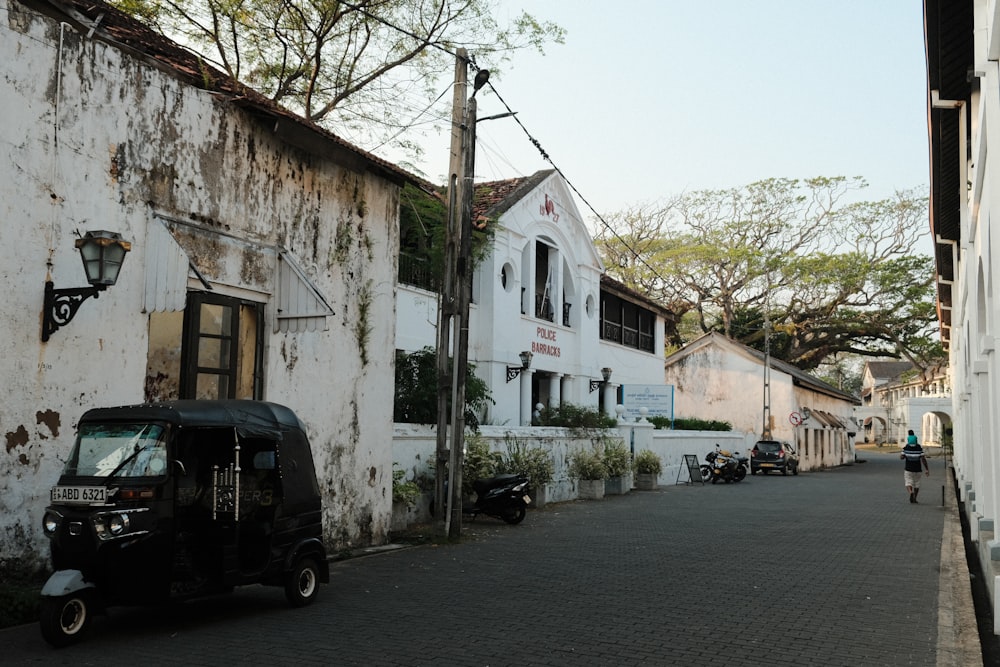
[595,177,944,373]
[112,0,564,167]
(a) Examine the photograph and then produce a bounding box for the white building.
[1,0,419,571]
[663,332,860,470]
[857,361,951,446]
[925,0,1000,627]
[396,170,674,426]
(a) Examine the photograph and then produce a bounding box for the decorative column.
[602,383,618,418]
[550,373,563,408]
[520,369,534,425]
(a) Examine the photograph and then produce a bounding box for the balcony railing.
[398,253,439,292]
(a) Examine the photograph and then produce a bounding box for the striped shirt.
[902,444,925,472]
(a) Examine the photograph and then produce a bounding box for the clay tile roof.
[866,361,914,381]
[472,170,555,221]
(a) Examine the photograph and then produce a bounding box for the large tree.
[596,177,944,372]
[112,0,563,166]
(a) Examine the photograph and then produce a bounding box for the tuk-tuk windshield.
[65,423,168,478]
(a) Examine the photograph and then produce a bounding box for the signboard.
[620,384,674,422]
[681,454,704,485]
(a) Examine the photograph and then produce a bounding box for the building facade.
[663,332,860,470]
[857,361,951,446]
[396,170,673,426]
[925,0,1000,630]
[1,0,415,571]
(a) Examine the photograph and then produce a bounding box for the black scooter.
[465,474,531,524]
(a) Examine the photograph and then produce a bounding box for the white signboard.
[621,384,674,421]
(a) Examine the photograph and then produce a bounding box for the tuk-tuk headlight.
[108,513,130,536]
[42,512,60,534]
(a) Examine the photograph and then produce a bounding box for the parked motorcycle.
[703,447,748,484]
[464,473,531,524]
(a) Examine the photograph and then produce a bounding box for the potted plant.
[602,440,633,495]
[634,449,662,490]
[569,448,608,500]
[499,438,555,508]
[462,433,501,500]
[391,464,422,530]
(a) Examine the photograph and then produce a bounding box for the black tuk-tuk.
[39,400,329,647]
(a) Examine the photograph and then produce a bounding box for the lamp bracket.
[506,367,522,383]
[42,280,105,342]
[589,379,602,393]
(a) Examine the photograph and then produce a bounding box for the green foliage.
[393,347,494,430]
[674,417,732,431]
[634,449,662,475]
[602,440,632,477]
[646,415,672,429]
[569,448,608,481]
[647,415,732,431]
[462,433,501,498]
[497,437,554,490]
[536,403,617,429]
[399,183,496,291]
[597,178,939,371]
[391,465,421,508]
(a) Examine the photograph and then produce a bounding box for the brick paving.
[0,450,976,665]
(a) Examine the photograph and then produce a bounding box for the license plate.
[523,495,532,505]
[760,463,774,468]
[50,485,108,505]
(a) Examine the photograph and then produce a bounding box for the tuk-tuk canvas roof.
[80,400,306,441]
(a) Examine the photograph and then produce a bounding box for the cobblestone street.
[2,450,974,666]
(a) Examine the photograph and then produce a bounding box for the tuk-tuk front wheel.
[285,557,320,607]
[39,593,92,647]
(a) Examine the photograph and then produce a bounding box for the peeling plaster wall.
[0,0,399,573]
[664,345,797,439]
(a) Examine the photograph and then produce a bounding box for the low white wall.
[643,429,749,485]
[392,423,753,495]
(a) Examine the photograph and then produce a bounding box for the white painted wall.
[664,334,859,471]
[391,423,750,496]
[0,0,400,572]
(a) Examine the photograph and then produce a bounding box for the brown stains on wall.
[5,425,29,453]
[240,247,269,285]
[280,339,299,372]
[35,410,60,439]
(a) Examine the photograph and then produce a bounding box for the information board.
[680,454,705,485]
[620,384,675,422]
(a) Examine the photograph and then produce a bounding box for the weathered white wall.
[391,424,749,496]
[393,424,628,503]
[664,341,796,438]
[0,0,400,573]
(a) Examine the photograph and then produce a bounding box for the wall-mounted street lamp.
[506,350,533,382]
[590,366,613,392]
[42,230,131,341]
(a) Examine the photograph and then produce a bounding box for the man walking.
[901,429,930,503]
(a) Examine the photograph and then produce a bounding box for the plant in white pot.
[391,464,423,531]
[634,449,662,490]
[602,439,633,495]
[569,448,608,500]
[499,438,555,508]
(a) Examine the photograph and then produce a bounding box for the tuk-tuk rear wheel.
[39,593,92,648]
[285,557,320,607]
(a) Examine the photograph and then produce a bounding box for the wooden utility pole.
[435,49,471,537]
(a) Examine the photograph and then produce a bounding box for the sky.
[387,1,930,225]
